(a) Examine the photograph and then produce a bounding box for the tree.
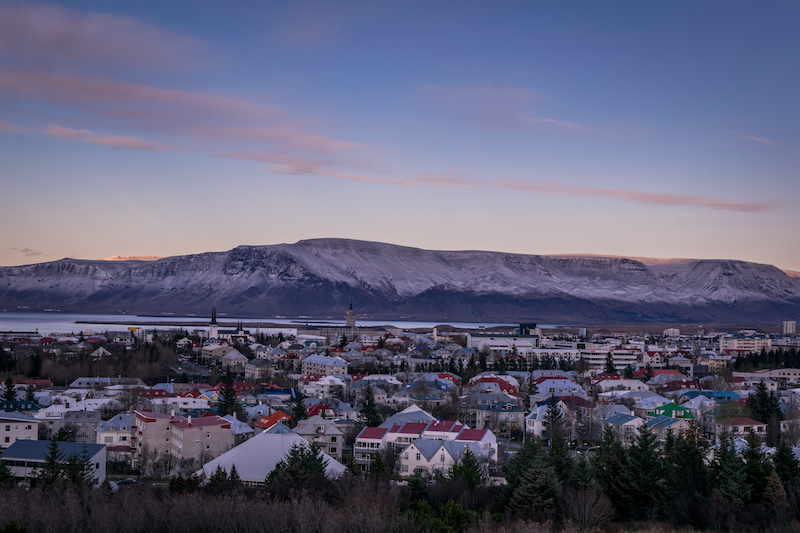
[0,459,16,487]
[217,373,239,417]
[2,376,15,402]
[266,442,328,485]
[603,353,616,374]
[743,428,774,503]
[544,397,573,486]
[228,463,241,485]
[593,427,628,516]
[24,386,35,403]
[710,429,750,504]
[65,445,94,486]
[619,423,663,520]
[747,380,782,445]
[773,439,800,489]
[37,437,64,485]
[450,447,483,489]
[507,444,561,517]
[356,383,381,429]
[291,390,308,427]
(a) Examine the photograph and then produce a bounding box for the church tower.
[346,301,356,338]
[209,307,219,340]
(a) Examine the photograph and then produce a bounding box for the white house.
[0,411,39,449]
[1,441,106,484]
[399,439,485,477]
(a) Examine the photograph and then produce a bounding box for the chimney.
[188,416,192,426]
[170,409,175,419]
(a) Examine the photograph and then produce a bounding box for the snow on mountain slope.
[1,239,799,322]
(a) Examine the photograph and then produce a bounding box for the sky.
[1,1,799,270]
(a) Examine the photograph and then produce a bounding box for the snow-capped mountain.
[1,238,799,324]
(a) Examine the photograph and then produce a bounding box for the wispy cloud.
[496,181,777,213]
[45,125,173,151]
[0,1,206,71]
[725,130,775,145]
[8,247,43,257]
[0,119,26,133]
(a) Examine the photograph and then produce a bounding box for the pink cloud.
[0,1,206,71]
[185,125,362,155]
[0,67,282,127]
[0,119,26,133]
[45,125,173,152]
[496,181,777,213]
[725,130,775,146]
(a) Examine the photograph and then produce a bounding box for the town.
[0,309,799,532]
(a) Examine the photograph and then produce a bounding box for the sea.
[0,312,544,337]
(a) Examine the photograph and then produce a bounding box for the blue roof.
[1,441,105,460]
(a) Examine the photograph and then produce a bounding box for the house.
[169,415,235,467]
[715,417,768,443]
[244,358,272,381]
[294,415,344,462]
[221,414,255,445]
[646,402,694,420]
[0,411,39,449]
[399,439,485,477]
[647,415,691,440]
[61,411,104,443]
[602,413,644,447]
[1,441,106,484]
[254,411,292,431]
[131,410,185,470]
[221,350,249,373]
[96,413,133,463]
[469,401,524,434]
[301,354,348,376]
[200,423,345,488]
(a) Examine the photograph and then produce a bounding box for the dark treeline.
[733,348,800,372]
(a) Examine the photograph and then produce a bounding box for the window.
[105,436,113,443]
[330,436,337,443]
[4,437,8,443]
[416,453,421,461]
[401,465,409,472]
[4,426,8,432]
[329,447,337,454]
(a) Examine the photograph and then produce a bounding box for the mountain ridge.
[1,239,799,324]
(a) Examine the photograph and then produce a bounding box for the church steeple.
[209,307,219,340]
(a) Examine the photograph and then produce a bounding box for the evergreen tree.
[710,429,750,504]
[408,469,428,501]
[0,459,16,487]
[65,445,94,486]
[208,464,228,488]
[623,365,634,379]
[569,456,595,490]
[37,437,64,485]
[603,353,616,374]
[773,439,800,489]
[619,423,663,519]
[356,383,381,429]
[369,450,387,477]
[507,446,561,517]
[544,397,573,486]
[743,429,774,503]
[291,390,308,427]
[2,376,15,402]
[593,426,628,514]
[266,442,328,484]
[663,424,709,523]
[24,386,35,403]
[228,463,241,485]
[644,363,654,381]
[217,373,239,417]
[450,447,483,489]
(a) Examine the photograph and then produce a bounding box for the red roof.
[457,428,488,441]
[534,376,570,385]
[398,422,429,435]
[358,427,389,440]
[255,411,291,429]
[179,390,207,398]
[134,410,186,423]
[427,420,459,433]
[306,403,336,417]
